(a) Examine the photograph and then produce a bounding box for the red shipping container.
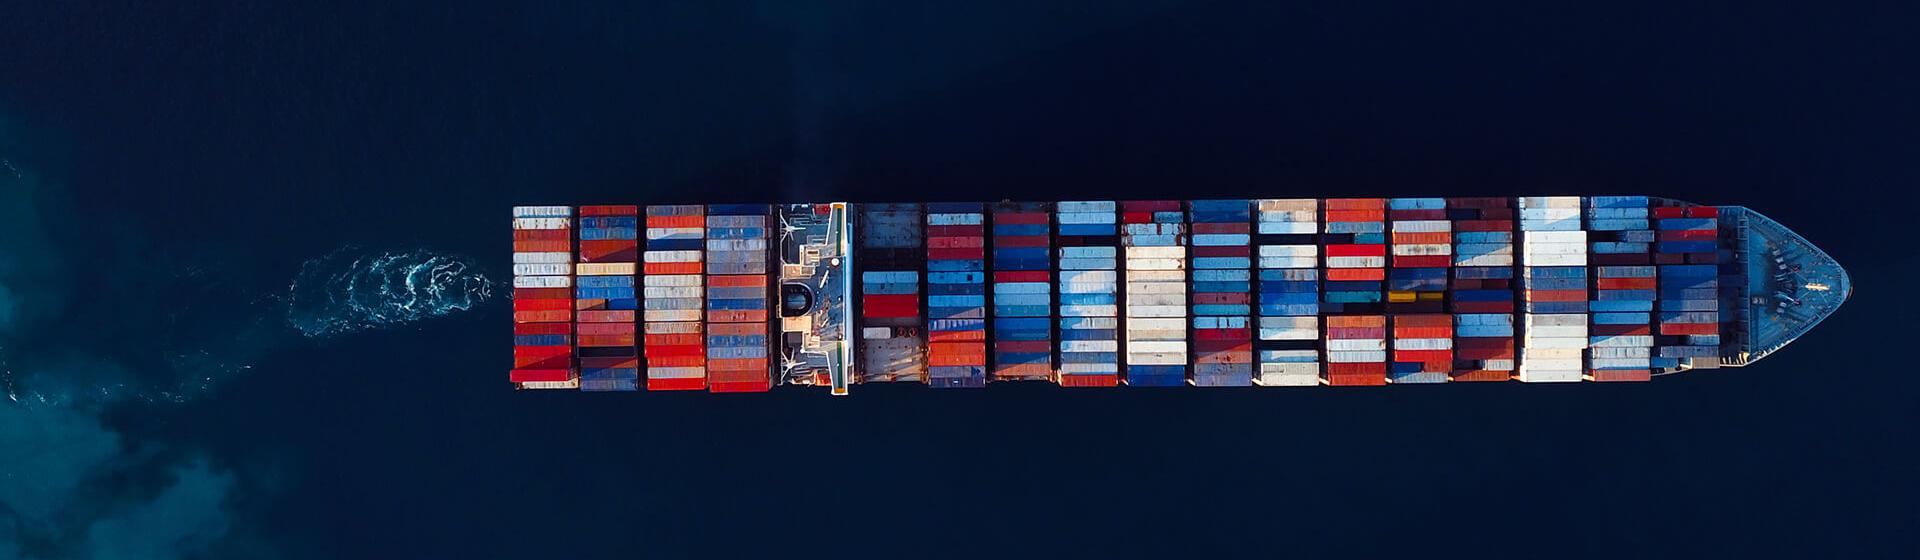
[643,262,703,275]
[644,344,704,358]
[707,322,764,336]
[1326,268,1387,281]
[927,233,984,246]
[1194,340,1252,352]
[1596,278,1657,290]
[1591,324,1651,336]
[580,205,639,216]
[514,240,572,252]
[1194,328,1252,339]
[1325,210,1385,222]
[1455,348,1515,360]
[1327,327,1386,338]
[644,333,704,346]
[513,310,572,323]
[1194,293,1248,305]
[509,368,574,383]
[515,298,573,312]
[1326,373,1388,386]
[514,287,573,300]
[1058,374,1119,387]
[994,212,1049,225]
[1685,207,1719,218]
[993,270,1050,283]
[1660,323,1720,335]
[1395,314,1452,327]
[1454,220,1515,232]
[577,334,636,347]
[995,235,1048,247]
[1659,230,1716,241]
[1450,370,1510,382]
[516,322,572,335]
[862,294,920,318]
[1589,369,1651,382]
[1525,290,1586,302]
[578,310,636,323]
[709,275,766,288]
[929,329,987,342]
[580,357,640,369]
[1391,232,1451,244]
[708,380,772,393]
[647,378,707,391]
[1393,349,1453,362]
[1324,198,1386,210]
[1447,197,1508,208]
[647,215,705,228]
[1652,207,1686,218]
[927,225,984,237]
[514,229,571,241]
[995,363,1051,378]
[1120,211,1156,224]
[994,340,1051,353]
[513,354,571,370]
[1392,255,1452,268]
[708,358,770,372]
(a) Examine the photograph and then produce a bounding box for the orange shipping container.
[647,215,705,228]
[643,262,703,275]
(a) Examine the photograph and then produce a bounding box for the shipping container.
[1188,200,1253,386]
[1056,201,1122,386]
[1253,199,1322,386]
[1121,201,1189,387]
[575,205,640,392]
[990,202,1055,383]
[645,205,707,391]
[705,204,775,393]
[925,203,989,388]
[511,206,579,389]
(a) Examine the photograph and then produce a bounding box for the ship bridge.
[1723,206,1851,367]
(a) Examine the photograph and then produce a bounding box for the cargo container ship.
[509,197,1848,394]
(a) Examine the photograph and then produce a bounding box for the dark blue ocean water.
[1,2,1915,558]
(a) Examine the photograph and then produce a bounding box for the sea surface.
[0,2,1915,558]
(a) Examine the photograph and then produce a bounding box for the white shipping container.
[1258,222,1318,234]
[643,321,703,334]
[1128,305,1188,318]
[1060,282,1117,293]
[1061,246,1118,258]
[1481,359,1516,370]
[1059,270,1117,283]
[862,327,892,339]
[1392,220,1452,233]
[643,286,703,298]
[1059,363,1120,375]
[1128,293,1187,306]
[1128,341,1188,354]
[1257,199,1318,212]
[1260,327,1319,340]
[512,205,572,218]
[1259,245,1318,257]
[1326,256,1388,268]
[1525,336,1589,349]
[1328,339,1387,351]
[1522,242,1588,255]
[645,227,704,240]
[1260,316,1319,329]
[1125,258,1185,270]
[1126,246,1187,259]
[512,263,571,276]
[513,275,571,288]
[1522,347,1585,360]
[1059,305,1118,317]
[513,252,572,264]
[1060,340,1119,352]
[513,217,571,230]
[1125,235,1182,247]
[1395,338,1453,350]
[1128,353,1189,365]
[1590,335,1656,347]
[644,275,702,287]
[647,366,706,379]
[1125,329,1186,341]
[576,263,637,275]
[1058,258,1118,270]
[1328,350,1388,363]
[707,239,767,251]
[1125,282,1187,295]
[928,213,983,225]
[1058,201,1117,213]
[1126,270,1185,282]
[1256,363,1321,386]
[1129,318,1186,331]
[1524,231,1588,243]
[1523,253,1588,266]
[1259,256,1319,269]
[1060,317,1119,330]
[1455,256,1515,267]
[1526,314,1587,327]
[1590,347,1653,358]
[1058,212,1116,224]
[1391,244,1451,256]
[1590,358,1653,368]
[1516,370,1582,383]
[1123,223,1184,236]
[643,309,702,322]
[644,250,703,263]
[1518,196,1581,209]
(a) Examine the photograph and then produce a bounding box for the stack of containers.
[1586,196,1656,382]
[1386,198,1451,313]
[1386,198,1452,384]
[1056,201,1121,387]
[643,205,707,391]
[858,203,928,383]
[1517,196,1589,383]
[1322,198,1388,385]
[925,203,989,388]
[1447,197,1517,381]
[989,202,1054,382]
[1653,205,1722,368]
[705,204,774,393]
[511,206,578,389]
[1323,315,1387,386]
[1187,200,1253,387]
[1253,199,1321,386]
[1120,201,1188,387]
[575,205,641,392]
